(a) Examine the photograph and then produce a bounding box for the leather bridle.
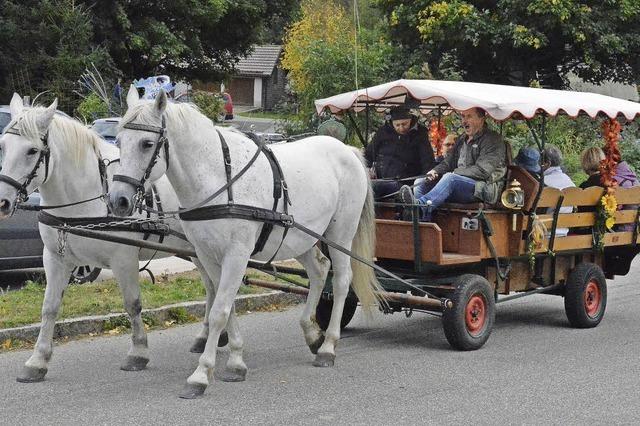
[0,125,51,204]
[112,116,169,201]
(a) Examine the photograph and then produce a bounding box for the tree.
[80,0,285,81]
[0,0,114,110]
[282,0,393,136]
[375,0,640,88]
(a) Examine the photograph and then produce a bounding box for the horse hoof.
[179,383,207,399]
[120,356,149,371]
[217,331,229,348]
[16,366,47,383]
[189,338,207,353]
[312,353,335,368]
[220,367,247,383]
[308,336,325,355]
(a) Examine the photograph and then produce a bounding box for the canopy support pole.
[346,110,367,147]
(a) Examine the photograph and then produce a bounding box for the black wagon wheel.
[315,294,358,331]
[564,262,607,328]
[442,274,496,351]
[69,265,102,284]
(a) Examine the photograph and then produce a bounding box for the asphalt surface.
[2,259,640,424]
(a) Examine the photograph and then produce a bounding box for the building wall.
[263,66,287,110]
[253,77,263,108]
[228,78,254,105]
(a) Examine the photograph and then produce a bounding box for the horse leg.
[17,249,73,382]
[112,259,149,371]
[180,253,249,399]
[313,249,352,368]
[189,258,229,353]
[295,246,331,354]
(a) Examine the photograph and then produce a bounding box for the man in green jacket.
[400,108,507,221]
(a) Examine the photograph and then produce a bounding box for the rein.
[0,124,116,213]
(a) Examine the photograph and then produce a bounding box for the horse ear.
[35,99,58,132]
[9,93,23,117]
[126,85,139,108]
[153,89,168,116]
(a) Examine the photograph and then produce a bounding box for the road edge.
[0,291,305,344]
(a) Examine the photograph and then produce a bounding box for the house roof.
[235,45,282,77]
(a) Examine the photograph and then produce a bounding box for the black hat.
[389,106,412,121]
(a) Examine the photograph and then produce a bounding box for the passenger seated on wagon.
[514,146,541,178]
[579,147,639,190]
[399,107,507,221]
[541,145,575,236]
[364,106,435,200]
[579,147,639,231]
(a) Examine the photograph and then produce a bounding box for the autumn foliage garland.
[429,119,447,156]
[594,119,622,250]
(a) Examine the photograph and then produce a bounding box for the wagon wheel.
[69,265,102,284]
[564,263,607,328]
[315,294,358,331]
[442,274,495,351]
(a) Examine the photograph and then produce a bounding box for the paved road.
[2,259,640,424]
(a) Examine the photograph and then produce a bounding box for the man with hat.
[364,105,435,199]
[399,107,508,221]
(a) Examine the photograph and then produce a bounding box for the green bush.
[191,91,224,123]
[76,93,109,123]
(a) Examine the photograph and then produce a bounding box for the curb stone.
[0,291,305,344]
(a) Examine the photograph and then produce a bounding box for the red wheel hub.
[465,295,486,336]
[584,280,602,318]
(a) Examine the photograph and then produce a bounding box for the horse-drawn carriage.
[3,80,640,398]
[314,79,640,350]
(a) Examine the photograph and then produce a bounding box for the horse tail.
[349,149,388,318]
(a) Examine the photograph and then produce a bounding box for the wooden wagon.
[313,79,640,350]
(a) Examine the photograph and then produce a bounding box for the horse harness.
[0,122,175,243]
[114,118,293,259]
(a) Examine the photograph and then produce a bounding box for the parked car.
[0,106,101,282]
[255,132,286,144]
[90,117,120,144]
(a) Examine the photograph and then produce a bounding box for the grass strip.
[0,268,308,330]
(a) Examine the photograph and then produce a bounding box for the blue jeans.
[417,173,477,220]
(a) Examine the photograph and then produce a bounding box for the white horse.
[109,87,385,398]
[0,94,240,383]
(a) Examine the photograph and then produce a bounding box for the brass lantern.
[501,179,524,209]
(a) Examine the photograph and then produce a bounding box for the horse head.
[109,85,170,217]
[0,94,57,217]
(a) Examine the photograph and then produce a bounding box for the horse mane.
[7,106,102,166]
[120,101,210,135]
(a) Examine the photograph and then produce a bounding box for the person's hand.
[426,170,438,181]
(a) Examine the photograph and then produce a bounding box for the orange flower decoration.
[599,119,621,189]
[429,119,447,156]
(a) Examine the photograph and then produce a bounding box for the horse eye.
[142,140,154,149]
[27,148,39,155]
